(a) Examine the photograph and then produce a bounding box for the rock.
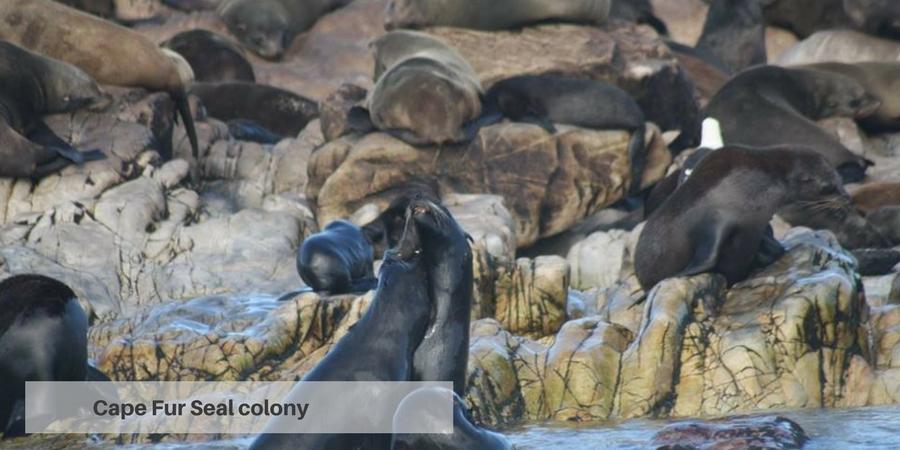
[429,23,700,143]
[319,83,368,141]
[567,229,630,291]
[494,256,569,338]
[308,123,670,248]
[652,415,809,450]
[650,0,709,45]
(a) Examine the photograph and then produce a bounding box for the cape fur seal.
[250,214,431,450]
[0,41,105,179]
[391,387,513,450]
[480,75,648,193]
[296,220,376,295]
[0,0,200,159]
[695,0,766,73]
[217,0,352,60]
[635,145,846,292]
[189,82,318,138]
[705,65,880,183]
[761,0,853,38]
[385,0,611,30]
[162,29,255,83]
[350,31,483,146]
[0,275,90,436]
[800,62,900,132]
[777,30,900,66]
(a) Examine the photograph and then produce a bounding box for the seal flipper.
[837,160,872,184]
[461,112,503,141]
[227,119,283,144]
[172,90,200,159]
[521,115,557,133]
[28,121,106,166]
[676,222,732,279]
[347,106,376,133]
[751,225,786,270]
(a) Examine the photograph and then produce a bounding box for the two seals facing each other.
[0,274,109,437]
[217,0,352,60]
[350,30,483,146]
[385,0,611,30]
[0,0,199,159]
[705,65,880,183]
[0,41,106,179]
[296,220,376,295]
[635,145,847,292]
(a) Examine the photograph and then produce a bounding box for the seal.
[480,74,647,193]
[385,0,611,30]
[250,213,432,450]
[695,0,766,73]
[609,0,668,35]
[162,29,255,83]
[851,181,900,214]
[189,82,318,139]
[296,220,376,295]
[777,30,900,66]
[0,0,200,159]
[704,65,880,183]
[842,0,900,40]
[0,274,89,437]
[762,0,853,38]
[634,145,847,292]
[350,30,483,146]
[0,41,106,179]
[800,62,900,132]
[868,207,900,246]
[391,387,513,450]
[217,0,352,60]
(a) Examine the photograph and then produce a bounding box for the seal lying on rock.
[384,0,611,30]
[251,213,432,450]
[480,75,647,193]
[0,275,104,437]
[705,65,880,183]
[189,82,318,140]
[217,0,352,60]
[162,29,255,83]
[296,220,376,295]
[0,0,200,159]
[800,62,900,132]
[349,31,482,146]
[391,387,513,450]
[635,145,847,292]
[0,41,105,179]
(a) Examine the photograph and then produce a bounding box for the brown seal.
[385,0,611,30]
[217,0,352,60]
[0,0,200,159]
[350,30,482,146]
[705,65,880,183]
[851,181,900,214]
[634,145,846,292]
[800,62,900,132]
[0,41,106,179]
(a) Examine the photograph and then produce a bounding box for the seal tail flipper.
[32,156,76,178]
[461,112,503,141]
[751,225,786,270]
[627,122,648,195]
[521,115,557,134]
[852,248,900,276]
[28,121,106,166]
[172,90,199,159]
[347,106,376,133]
[676,223,733,279]
[227,119,283,144]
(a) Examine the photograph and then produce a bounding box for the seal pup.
[705,65,880,183]
[162,29,255,83]
[695,0,767,73]
[634,145,847,292]
[800,62,900,132]
[0,0,200,159]
[0,275,89,436]
[385,0,611,30]
[391,387,513,450]
[296,220,377,295]
[480,75,647,193]
[350,31,482,146]
[250,215,432,450]
[0,41,106,179]
[217,0,352,60]
[189,82,318,139]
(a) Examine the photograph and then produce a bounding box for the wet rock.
[308,123,669,248]
[494,256,569,338]
[653,415,809,450]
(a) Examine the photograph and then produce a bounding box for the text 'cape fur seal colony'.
[0,0,199,160]
[635,145,847,292]
[0,41,106,178]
